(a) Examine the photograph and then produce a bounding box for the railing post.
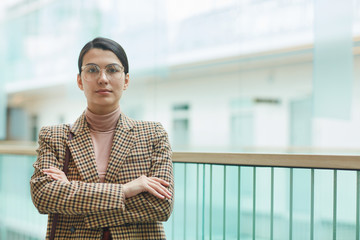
[210,165,213,240]
[289,168,293,240]
[202,164,206,240]
[237,166,241,240]
[252,167,256,240]
[223,166,226,240]
[270,167,274,240]
[196,163,199,240]
[311,169,315,240]
[333,170,337,240]
[183,164,187,240]
[357,171,360,240]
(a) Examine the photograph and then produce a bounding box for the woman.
[30,37,174,239]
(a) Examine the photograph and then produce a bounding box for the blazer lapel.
[105,113,136,183]
[66,113,100,183]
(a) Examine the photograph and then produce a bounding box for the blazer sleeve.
[30,126,127,215]
[83,123,174,228]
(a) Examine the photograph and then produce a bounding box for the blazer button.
[70,226,76,233]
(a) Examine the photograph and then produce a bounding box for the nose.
[97,69,109,84]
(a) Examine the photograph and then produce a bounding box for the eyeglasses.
[81,64,124,81]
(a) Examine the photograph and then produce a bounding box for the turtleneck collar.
[85,107,121,132]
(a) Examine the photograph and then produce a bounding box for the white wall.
[7,53,360,153]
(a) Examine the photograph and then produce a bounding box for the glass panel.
[254,167,271,239]
[197,164,205,240]
[0,155,47,239]
[211,165,225,240]
[171,163,185,240]
[273,168,290,240]
[203,164,211,239]
[184,163,198,239]
[336,170,356,239]
[292,169,311,240]
[240,166,254,239]
[224,165,240,239]
[313,169,334,240]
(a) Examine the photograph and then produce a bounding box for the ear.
[123,73,130,90]
[77,74,84,90]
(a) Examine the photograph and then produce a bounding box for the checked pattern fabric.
[30,112,174,239]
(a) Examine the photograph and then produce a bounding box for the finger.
[44,173,53,180]
[45,173,58,180]
[149,177,170,187]
[43,168,57,173]
[45,172,57,177]
[48,174,67,182]
[52,175,60,180]
[146,185,166,199]
[44,171,61,176]
[43,168,63,174]
[49,166,61,171]
[148,178,172,196]
[147,182,172,199]
[47,167,61,171]
[45,172,65,181]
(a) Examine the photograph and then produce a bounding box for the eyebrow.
[84,63,122,67]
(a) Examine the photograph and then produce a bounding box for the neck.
[85,106,121,132]
[87,104,119,115]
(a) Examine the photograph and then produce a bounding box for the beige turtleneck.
[85,107,121,183]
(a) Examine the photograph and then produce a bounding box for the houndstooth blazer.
[30,112,174,239]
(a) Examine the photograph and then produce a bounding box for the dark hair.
[78,37,129,74]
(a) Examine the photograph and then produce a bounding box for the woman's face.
[77,48,129,115]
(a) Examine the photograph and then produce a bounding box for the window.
[172,104,190,149]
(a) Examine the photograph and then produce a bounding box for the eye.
[106,65,122,74]
[86,65,99,73]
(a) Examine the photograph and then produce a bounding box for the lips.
[96,89,112,93]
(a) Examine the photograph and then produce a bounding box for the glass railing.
[1,144,359,240]
[0,153,47,239]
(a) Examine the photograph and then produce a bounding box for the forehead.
[82,48,122,66]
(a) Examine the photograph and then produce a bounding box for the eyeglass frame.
[80,63,125,81]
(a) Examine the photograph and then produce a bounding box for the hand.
[43,166,70,183]
[123,175,172,200]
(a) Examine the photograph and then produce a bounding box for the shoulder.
[133,119,163,129]
[122,114,164,132]
[38,124,70,142]
[130,118,165,134]
[123,115,168,141]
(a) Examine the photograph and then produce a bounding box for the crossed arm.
[43,167,172,200]
[30,124,174,227]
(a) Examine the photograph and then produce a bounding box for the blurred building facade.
[0,0,359,153]
[0,0,360,239]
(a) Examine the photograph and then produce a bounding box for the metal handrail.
[0,144,37,155]
[174,152,360,170]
